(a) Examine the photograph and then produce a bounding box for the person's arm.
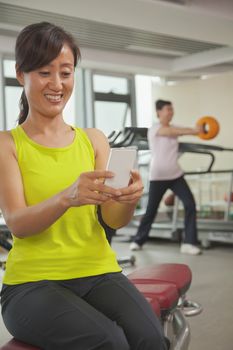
[0,132,119,238]
[157,125,202,137]
[85,128,143,229]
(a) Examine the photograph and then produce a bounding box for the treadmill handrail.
[109,130,123,146]
[179,149,215,174]
[111,129,134,147]
[179,142,233,153]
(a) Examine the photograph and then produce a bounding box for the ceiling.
[148,0,233,19]
[0,0,233,81]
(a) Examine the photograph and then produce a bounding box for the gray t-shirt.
[148,123,183,180]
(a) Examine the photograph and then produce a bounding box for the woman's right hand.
[194,124,204,134]
[65,170,122,207]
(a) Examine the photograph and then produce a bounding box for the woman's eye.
[62,72,71,77]
[39,71,50,76]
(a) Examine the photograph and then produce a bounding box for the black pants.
[97,206,116,244]
[134,176,198,246]
[1,272,168,350]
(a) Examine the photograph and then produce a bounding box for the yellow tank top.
[3,126,121,285]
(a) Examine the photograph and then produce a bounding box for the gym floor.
[0,233,232,349]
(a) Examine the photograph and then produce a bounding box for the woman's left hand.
[113,170,144,205]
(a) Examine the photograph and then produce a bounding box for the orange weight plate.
[196,116,220,140]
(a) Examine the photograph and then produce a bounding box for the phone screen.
[105,148,137,189]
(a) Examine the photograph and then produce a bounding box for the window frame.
[92,70,137,129]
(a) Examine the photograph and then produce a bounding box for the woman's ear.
[15,65,24,86]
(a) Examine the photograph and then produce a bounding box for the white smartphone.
[105,148,137,189]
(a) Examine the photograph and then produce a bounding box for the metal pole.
[224,172,233,221]
[0,54,6,130]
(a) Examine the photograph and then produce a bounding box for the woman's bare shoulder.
[83,128,108,148]
[0,130,16,155]
[83,127,106,139]
[82,128,110,166]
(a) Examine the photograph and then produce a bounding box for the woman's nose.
[49,74,62,90]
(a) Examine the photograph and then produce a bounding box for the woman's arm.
[101,170,142,229]
[157,125,201,137]
[0,132,118,238]
[84,128,143,229]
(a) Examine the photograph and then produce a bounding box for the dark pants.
[134,176,198,246]
[97,206,116,244]
[1,272,168,350]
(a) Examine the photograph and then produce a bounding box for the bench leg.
[163,309,191,350]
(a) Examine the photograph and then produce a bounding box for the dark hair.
[16,22,81,124]
[155,99,172,111]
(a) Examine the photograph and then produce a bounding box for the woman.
[0,22,168,350]
[130,99,202,255]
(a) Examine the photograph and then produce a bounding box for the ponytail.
[18,89,28,125]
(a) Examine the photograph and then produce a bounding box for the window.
[93,75,128,94]
[3,60,22,129]
[5,86,23,129]
[3,60,16,78]
[95,101,131,136]
[93,73,136,136]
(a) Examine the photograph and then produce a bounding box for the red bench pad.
[128,263,192,296]
[145,296,161,317]
[135,282,179,313]
[0,339,40,350]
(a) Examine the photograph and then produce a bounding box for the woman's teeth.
[45,94,62,101]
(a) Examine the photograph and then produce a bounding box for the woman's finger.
[89,181,122,197]
[130,170,141,181]
[84,170,115,180]
[114,191,142,203]
[71,185,112,205]
[117,183,144,196]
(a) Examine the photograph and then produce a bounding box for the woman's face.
[17,44,75,120]
[158,104,174,125]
